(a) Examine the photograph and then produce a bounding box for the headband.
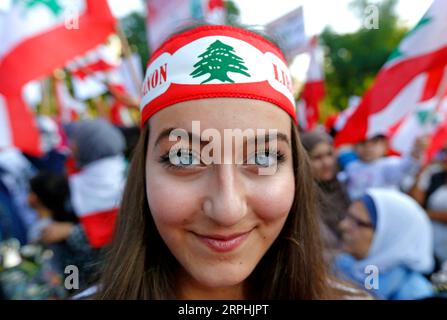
[140,25,296,125]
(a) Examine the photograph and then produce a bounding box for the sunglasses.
[344,212,373,229]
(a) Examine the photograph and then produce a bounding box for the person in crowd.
[41,118,127,288]
[26,115,68,174]
[27,171,104,292]
[419,147,447,267]
[0,147,37,244]
[96,24,354,300]
[341,134,426,200]
[335,188,435,300]
[301,130,350,252]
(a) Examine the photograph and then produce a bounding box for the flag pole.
[114,22,142,98]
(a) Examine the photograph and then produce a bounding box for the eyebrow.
[154,127,290,147]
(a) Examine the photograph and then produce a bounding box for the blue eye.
[177,150,196,165]
[255,153,271,167]
[159,148,201,169]
[247,150,285,168]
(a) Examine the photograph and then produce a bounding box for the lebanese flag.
[0,0,116,96]
[205,0,226,24]
[299,36,325,131]
[335,0,447,146]
[69,155,126,248]
[0,92,41,156]
[54,79,87,124]
[108,84,135,127]
[67,44,120,100]
[389,66,447,155]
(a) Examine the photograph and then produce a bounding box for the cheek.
[247,170,295,222]
[311,159,323,174]
[146,170,203,226]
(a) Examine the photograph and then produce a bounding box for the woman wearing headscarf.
[335,188,435,300]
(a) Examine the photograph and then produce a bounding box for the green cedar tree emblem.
[190,40,251,84]
[18,0,63,16]
[388,15,432,62]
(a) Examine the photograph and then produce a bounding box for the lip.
[193,230,252,253]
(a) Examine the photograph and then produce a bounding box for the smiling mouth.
[192,230,253,253]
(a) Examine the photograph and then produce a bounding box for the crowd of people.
[0,24,447,300]
[302,129,447,299]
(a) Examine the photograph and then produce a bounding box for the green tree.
[190,40,250,83]
[320,0,408,112]
[119,12,150,73]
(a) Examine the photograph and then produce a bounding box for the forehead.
[148,98,292,134]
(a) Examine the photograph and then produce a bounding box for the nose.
[339,216,351,234]
[202,164,248,227]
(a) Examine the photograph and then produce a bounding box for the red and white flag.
[0,92,41,155]
[0,0,116,95]
[204,0,226,24]
[54,79,87,124]
[67,44,120,100]
[298,37,325,131]
[108,84,135,127]
[388,66,447,155]
[69,155,126,248]
[335,0,447,146]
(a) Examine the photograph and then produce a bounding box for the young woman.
[97,25,338,299]
[301,130,350,250]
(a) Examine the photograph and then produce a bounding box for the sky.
[0,0,434,36]
[236,0,433,36]
[105,0,434,36]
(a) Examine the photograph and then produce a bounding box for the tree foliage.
[120,12,150,73]
[320,0,409,111]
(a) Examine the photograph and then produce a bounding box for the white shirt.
[344,156,420,200]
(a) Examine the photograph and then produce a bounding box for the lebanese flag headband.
[140,25,297,125]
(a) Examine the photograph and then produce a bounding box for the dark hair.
[97,120,336,299]
[29,171,78,223]
[301,130,333,153]
[97,24,339,300]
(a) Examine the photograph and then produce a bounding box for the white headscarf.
[356,188,434,274]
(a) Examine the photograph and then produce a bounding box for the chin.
[188,263,254,288]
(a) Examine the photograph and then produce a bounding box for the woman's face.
[339,201,374,260]
[145,98,295,291]
[308,142,336,182]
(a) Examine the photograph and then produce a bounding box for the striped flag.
[54,79,87,124]
[69,155,126,248]
[335,0,447,146]
[299,36,325,131]
[389,66,447,155]
[0,92,41,155]
[67,44,120,100]
[0,0,116,95]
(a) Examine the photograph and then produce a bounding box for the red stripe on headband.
[141,81,297,125]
